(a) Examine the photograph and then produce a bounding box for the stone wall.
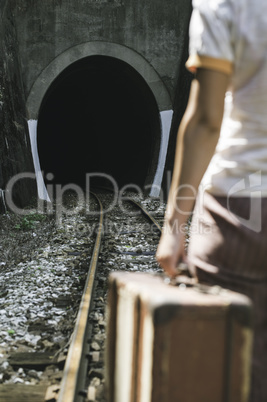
[0,0,192,207]
[0,1,36,212]
[13,0,192,105]
[12,0,193,197]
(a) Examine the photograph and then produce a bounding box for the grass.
[14,213,47,231]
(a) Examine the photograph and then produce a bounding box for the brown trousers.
[188,192,267,402]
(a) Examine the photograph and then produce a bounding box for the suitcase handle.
[158,262,197,287]
[159,264,223,295]
[164,275,197,288]
[162,274,223,295]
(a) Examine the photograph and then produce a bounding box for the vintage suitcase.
[105,271,253,402]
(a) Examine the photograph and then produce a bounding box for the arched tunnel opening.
[37,55,161,191]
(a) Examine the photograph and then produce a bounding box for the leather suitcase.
[105,271,253,402]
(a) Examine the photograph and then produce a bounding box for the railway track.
[56,192,104,402]
[0,190,166,402]
[55,191,164,402]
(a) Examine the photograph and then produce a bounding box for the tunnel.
[37,55,161,191]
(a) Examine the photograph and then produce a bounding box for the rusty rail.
[125,197,162,233]
[55,192,163,402]
[57,192,104,402]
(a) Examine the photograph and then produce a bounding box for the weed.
[15,213,46,231]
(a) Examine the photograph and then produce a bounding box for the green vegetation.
[15,213,46,231]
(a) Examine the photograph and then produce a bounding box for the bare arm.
[156,68,229,277]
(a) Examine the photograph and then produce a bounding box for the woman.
[156,1,267,401]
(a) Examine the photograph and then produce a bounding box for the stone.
[87,385,96,401]
[27,369,40,379]
[88,368,104,380]
[13,377,24,384]
[90,352,100,363]
[91,341,100,351]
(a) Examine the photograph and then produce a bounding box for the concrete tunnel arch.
[26,42,173,198]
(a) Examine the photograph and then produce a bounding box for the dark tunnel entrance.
[37,55,161,190]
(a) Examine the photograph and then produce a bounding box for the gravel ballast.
[0,191,166,401]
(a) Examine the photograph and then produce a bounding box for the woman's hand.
[156,221,187,278]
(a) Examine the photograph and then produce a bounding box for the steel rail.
[125,197,162,233]
[57,192,162,401]
[57,192,104,402]
[92,186,163,234]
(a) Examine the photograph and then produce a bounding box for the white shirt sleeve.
[186,0,234,74]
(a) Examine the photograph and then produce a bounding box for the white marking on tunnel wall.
[150,110,173,197]
[28,120,51,202]
[0,189,7,213]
